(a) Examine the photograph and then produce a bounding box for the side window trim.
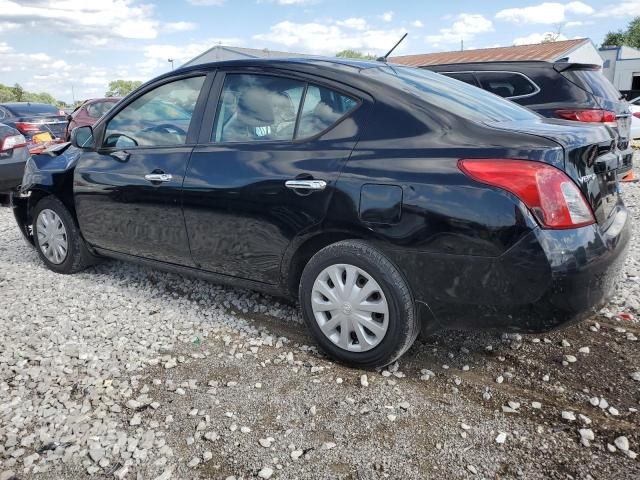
[200,69,363,146]
[95,71,214,151]
[441,70,541,100]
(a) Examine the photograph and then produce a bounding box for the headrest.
[237,88,274,126]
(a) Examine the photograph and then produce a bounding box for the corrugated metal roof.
[390,38,589,67]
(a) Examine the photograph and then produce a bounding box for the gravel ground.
[1,166,639,480]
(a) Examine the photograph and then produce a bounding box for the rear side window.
[212,74,358,143]
[564,69,621,101]
[442,72,477,87]
[369,66,538,122]
[474,72,538,98]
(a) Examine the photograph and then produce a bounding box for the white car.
[629,96,640,139]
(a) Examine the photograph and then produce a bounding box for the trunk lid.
[486,118,620,226]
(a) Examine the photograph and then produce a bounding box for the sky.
[0,0,638,103]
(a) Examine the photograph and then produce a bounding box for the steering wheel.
[142,124,187,138]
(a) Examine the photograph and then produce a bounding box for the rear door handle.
[144,173,172,183]
[285,180,327,191]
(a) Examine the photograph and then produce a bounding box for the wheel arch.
[283,230,364,298]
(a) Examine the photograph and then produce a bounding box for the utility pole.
[71,85,76,105]
[461,39,464,51]
[168,58,174,70]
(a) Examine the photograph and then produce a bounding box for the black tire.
[32,195,97,274]
[299,240,419,368]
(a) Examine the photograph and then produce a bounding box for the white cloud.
[426,13,493,46]
[0,0,161,42]
[188,0,225,5]
[513,31,568,45]
[336,18,368,30]
[564,20,594,27]
[138,37,243,75]
[496,2,594,24]
[411,20,424,28]
[381,11,394,22]
[595,1,640,16]
[258,0,316,4]
[254,20,407,55]
[163,21,198,33]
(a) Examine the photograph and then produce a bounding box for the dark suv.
[422,61,634,178]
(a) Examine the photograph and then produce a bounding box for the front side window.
[475,71,538,98]
[212,74,358,143]
[104,76,205,148]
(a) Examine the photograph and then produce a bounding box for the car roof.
[423,61,599,71]
[158,57,386,85]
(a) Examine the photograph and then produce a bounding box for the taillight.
[555,109,617,127]
[14,122,42,134]
[633,112,640,119]
[458,159,595,229]
[0,134,27,152]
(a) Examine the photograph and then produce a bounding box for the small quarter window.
[295,85,357,139]
[86,101,116,119]
[474,71,538,98]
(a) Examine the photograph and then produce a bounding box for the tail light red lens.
[14,122,42,134]
[555,109,617,127]
[633,112,640,119]
[458,159,595,229]
[1,134,27,152]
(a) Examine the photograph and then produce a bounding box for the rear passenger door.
[182,70,369,284]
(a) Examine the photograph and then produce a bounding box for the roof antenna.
[377,33,408,62]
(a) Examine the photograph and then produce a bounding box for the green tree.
[106,80,142,97]
[603,17,640,48]
[336,50,376,60]
[12,83,24,102]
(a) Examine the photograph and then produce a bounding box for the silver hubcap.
[36,209,68,265]
[311,263,389,352]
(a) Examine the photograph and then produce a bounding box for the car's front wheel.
[32,196,96,274]
[299,240,419,368]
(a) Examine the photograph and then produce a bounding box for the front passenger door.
[74,74,209,264]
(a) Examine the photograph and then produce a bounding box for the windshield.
[5,103,61,116]
[367,65,539,122]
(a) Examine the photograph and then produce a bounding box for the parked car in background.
[0,103,67,146]
[0,123,28,199]
[422,61,635,179]
[64,97,120,141]
[12,58,630,367]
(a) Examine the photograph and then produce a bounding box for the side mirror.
[70,125,95,149]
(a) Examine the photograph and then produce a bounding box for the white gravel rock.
[495,432,507,444]
[258,467,274,479]
[615,436,630,452]
[561,411,576,421]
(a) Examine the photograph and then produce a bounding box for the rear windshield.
[5,103,61,116]
[368,66,538,122]
[563,69,621,101]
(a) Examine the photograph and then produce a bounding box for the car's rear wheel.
[299,240,419,368]
[33,196,96,274]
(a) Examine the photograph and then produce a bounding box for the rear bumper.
[618,145,634,177]
[399,205,631,333]
[0,148,28,193]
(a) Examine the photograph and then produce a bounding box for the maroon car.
[64,97,120,140]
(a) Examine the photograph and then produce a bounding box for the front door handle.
[285,179,327,191]
[144,173,172,183]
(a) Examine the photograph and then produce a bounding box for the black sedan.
[0,123,28,196]
[0,102,67,144]
[11,58,630,367]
